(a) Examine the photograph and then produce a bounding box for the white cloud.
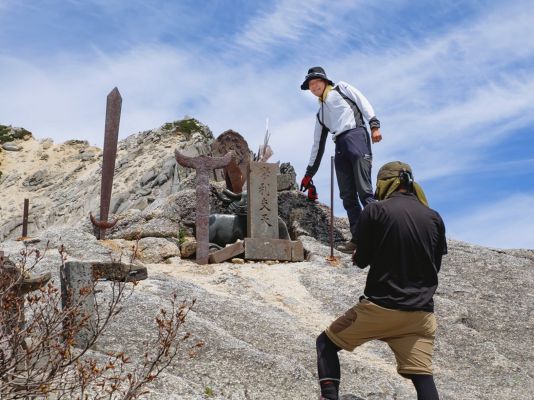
[326,2,534,181]
[1,0,533,249]
[372,75,534,181]
[0,46,212,143]
[233,0,362,55]
[234,0,324,52]
[447,193,534,249]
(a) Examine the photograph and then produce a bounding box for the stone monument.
[244,162,304,262]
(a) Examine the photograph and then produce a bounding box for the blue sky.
[1,0,533,249]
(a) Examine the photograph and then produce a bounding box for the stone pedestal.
[244,238,304,262]
[244,162,304,262]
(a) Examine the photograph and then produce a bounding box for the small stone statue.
[209,189,289,249]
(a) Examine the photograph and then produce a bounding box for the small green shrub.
[0,125,33,143]
[0,125,11,144]
[162,118,203,139]
[11,127,32,139]
[178,227,187,245]
[204,386,214,397]
[176,118,201,135]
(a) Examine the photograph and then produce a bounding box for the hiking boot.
[336,240,357,254]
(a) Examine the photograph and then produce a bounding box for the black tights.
[316,331,440,400]
[407,374,440,400]
[316,332,342,400]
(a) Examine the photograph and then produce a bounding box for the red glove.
[300,175,313,191]
[307,183,318,202]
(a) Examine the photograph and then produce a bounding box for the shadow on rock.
[278,190,350,245]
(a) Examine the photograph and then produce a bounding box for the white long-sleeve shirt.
[306,81,380,177]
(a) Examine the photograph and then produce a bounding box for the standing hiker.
[316,161,447,400]
[299,66,382,253]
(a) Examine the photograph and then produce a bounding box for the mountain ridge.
[1,119,532,399]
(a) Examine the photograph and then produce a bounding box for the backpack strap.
[316,110,328,129]
[333,86,365,128]
[334,86,381,129]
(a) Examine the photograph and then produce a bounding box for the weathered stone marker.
[245,162,304,262]
[60,261,147,348]
[247,162,279,239]
[175,150,233,264]
[90,87,122,239]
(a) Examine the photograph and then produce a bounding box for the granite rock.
[0,119,532,399]
[2,142,22,151]
[1,235,530,399]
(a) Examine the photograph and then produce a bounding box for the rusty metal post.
[90,87,122,239]
[175,150,233,264]
[22,198,29,238]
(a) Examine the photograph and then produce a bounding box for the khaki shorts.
[325,299,436,376]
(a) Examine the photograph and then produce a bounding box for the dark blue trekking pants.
[334,127,376,242]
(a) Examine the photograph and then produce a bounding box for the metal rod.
[175,150,233,265]
[90,87,122,239]
[22,198,29,237]
[330,156,334,258]
[99,87,122,239]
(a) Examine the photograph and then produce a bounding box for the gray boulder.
[2,142,22,151]
[136,237,181,263]
[277,162,297,191]
[23,169,47,187]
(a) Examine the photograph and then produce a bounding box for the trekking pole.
[326,157,339,265]
[330,156,334,258]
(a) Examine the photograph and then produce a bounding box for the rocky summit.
[0,119,533,399]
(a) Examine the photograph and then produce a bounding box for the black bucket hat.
[300,66,334,90]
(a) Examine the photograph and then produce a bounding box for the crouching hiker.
[316,161,447,400]
[299,66,383,253]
